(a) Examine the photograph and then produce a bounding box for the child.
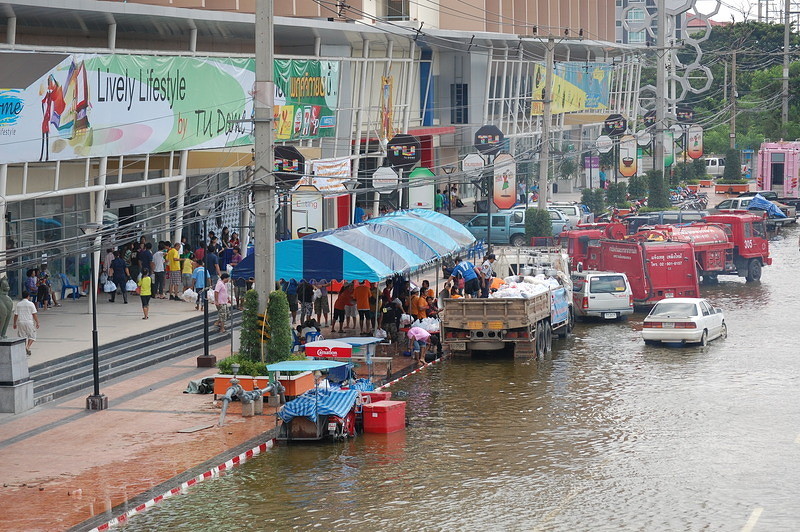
[138,268,152,320]
[36,275,50,310]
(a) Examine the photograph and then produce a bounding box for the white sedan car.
[642,298,727,347]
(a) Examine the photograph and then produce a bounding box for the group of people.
[24,265,61,311]
[434,185,463,212]
[101,229,244,329]
[442,253,498,298]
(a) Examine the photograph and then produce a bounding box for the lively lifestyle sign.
[0,53,340,164]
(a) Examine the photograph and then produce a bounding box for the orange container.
[277,371,315,397]
[213,375,270,396]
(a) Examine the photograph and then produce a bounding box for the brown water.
[120,228,800,531]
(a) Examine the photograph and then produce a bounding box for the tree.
[580,188,605,215]
[646,170,671,209]
[605,182,628,207]
[266,290,293,363]
[627,174,647,199]
[692,158,707,179]
[525,208,553,238]
[722,148,742,181]
[238,289,262,363]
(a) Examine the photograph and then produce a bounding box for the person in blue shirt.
[448,256,481,298]
[191,259,208,311]
[353,202,366,224]
[280,278,299,324]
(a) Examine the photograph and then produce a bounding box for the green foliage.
[673,162,694,186]
[627,175,648,199]
[580,188,606,215]
[692,158,707,179]
[238,289,262,363]
[266,290,293,363]
[217,354,266,377]
[637,206,677,213]
[525,207,553,238]
[646,170,671,209]
[717,178,748,184]
[723,148,742,181]
[605,182,628,207]
[559,156,577,180]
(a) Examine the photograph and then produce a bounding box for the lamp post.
[81,223,107,411]
[196,206,215,367]
[442,164,456,217]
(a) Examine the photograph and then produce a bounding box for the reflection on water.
[121,228,800,531]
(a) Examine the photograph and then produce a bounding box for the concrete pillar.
[0,338,33,414]
[241,401,255,417]
[254,395,264,415]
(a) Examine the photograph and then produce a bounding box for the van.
[571,271,634,320]
[624,210,709,234]
[705,156,726,177]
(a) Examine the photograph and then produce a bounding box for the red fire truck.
[560,212,771,304]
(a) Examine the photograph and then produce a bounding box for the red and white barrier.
[377,356,442,390]
[90,439,275,531]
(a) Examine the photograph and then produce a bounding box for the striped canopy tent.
[231,209,476,282]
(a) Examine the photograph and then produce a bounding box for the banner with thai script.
[0,53,256,164]
[273,59,339,141]
[531,62,613,115]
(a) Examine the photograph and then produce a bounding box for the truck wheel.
[745,259,762,282]
[510,234,526,247]
[556,309,573,338]
[534,322,545,358]
[543,321,553,354]
[699,330,708,347]
[702,273,719,285]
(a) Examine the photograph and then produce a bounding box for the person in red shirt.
[332,283,354,333]
[353,280,372,334]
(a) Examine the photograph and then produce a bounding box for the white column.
[173,150,188,245]
[89,157,108,314]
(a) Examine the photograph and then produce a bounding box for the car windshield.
[649,302,698,317]
[589,275,627,293]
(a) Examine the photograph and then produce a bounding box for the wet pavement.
[115,223,800,530]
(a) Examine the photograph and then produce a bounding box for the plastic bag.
[125,279,137,292]
[99,272,108,285]
[374,328,387,339]
[103,280,117,293]
[182,288,197,302]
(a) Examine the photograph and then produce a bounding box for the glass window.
[717,200,732,209]
[590,275,628,293]
[700,301,712,316]
[744,222,753,238]
[626,8,645,22]
[628,30,646,43]
[753,221,766,239]
[682,213,704,222]
[662,213,679,223]
[650,302,698,317]
[549,210,561,220]
[471,215,488,226]
[772,153,785,163]
[492,215,507,227]
[511,212,524,225]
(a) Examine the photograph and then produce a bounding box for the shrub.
[238,289,262,363]
[217,354,265,377]
[722,148,742,181]
[692,158,707,179]
[525,207,553,238]
[717,178,748,184]
[627,174,647,199]
[646,169,671,209]
[605,182,628,207]
[266,290,293,363]
[581,188,606,215]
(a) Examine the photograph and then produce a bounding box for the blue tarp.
[231,209,476,282]
[266,360,349,372]
[277,388,359,423]
[748,194,786,218]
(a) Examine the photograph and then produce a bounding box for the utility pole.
[654,0,667,178]
[782,0,790,138]
[537,36,555,209]
[731,51,737,149]
[253,0,275,311]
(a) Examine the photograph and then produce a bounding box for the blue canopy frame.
[232,209,476,282]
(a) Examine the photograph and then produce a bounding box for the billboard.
[0,53,341,164]
[273,59,339,141]
[532,62,614,115]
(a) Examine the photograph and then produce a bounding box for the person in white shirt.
[13,291,39,356]
[480,253,496,298]
[152,242,167,299]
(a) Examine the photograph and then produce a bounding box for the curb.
[89,438,275,531]
[377,355,442,390]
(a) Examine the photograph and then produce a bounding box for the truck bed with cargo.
[442,286,572,358]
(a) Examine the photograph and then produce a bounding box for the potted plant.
[714,178,749,195]
[525,207,554,246]
[213,355,270,397]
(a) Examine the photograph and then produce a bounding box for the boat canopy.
[232,209,476,282]
[265,360,350,372]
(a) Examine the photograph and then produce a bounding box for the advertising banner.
[380,76,394,141]
[407,167,435,209]
[618,135,638,177]
[687,125,703,160]
[664,130,675,167]
[273,59,339,141]
[493,153,516,210]
[291,184,324,239]
[310,156,351,194]
[0,53,256,164]
[532,62,614,115]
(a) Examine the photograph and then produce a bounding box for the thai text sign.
[274,59,339,141]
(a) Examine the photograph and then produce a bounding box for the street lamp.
[442,164,457,217]
[81,222,107,411]
[196,206,215,367]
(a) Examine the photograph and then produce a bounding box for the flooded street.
[122,228,800,531]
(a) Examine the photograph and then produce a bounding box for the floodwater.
[120,228,800,531]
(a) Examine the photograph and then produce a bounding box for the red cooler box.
[362,400,406,434]
[361,391,392,404]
